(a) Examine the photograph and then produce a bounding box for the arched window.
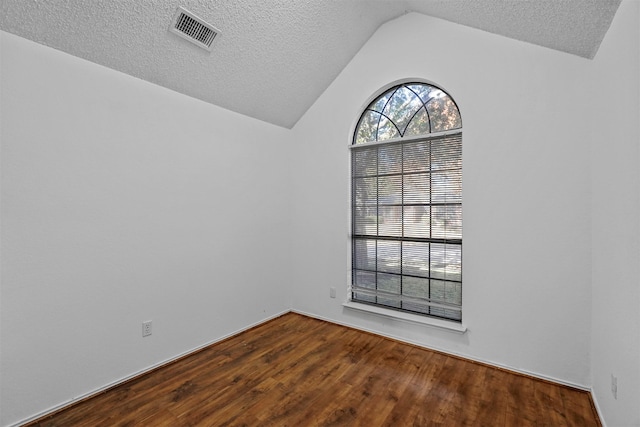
[350,81,462,321]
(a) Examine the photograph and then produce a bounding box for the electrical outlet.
[330,287,336,298]
[142,320,152,337]
[611,374,617,399]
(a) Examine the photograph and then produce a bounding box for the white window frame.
[345,79,465,332]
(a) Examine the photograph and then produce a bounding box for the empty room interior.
[1,1,639,426]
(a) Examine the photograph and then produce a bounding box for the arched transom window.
[354,82,461,144]
[350,81,462,321]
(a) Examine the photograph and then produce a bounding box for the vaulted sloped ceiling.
[0,0,621,128]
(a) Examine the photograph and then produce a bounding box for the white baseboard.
[590,392,608,427]
[294,309,604,425]
[11,309,291,427]
[13,308,603,427]
[292,308,591,391]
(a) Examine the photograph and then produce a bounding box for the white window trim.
[349,131,463,323]
[347,80,464,328]
[342,300,467,333]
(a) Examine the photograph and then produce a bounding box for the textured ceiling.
[0,0,622,128]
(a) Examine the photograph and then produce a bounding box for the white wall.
[0,32,292,426]
[291,12,595,388]
[2,4,638,427]
[590,1,640,426]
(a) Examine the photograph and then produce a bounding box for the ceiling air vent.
[169,7,220,52]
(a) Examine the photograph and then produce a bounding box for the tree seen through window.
[351,81,462,321]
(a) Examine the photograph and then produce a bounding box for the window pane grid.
[351,266,462,319]
[353,82,461,145]
[352,131,462,321]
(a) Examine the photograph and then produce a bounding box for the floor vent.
[169,7,220,51]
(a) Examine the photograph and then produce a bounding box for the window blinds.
[351,133,462,321]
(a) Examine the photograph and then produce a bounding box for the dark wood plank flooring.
[27,313,601,426]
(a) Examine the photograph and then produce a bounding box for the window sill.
[342,301,467,333]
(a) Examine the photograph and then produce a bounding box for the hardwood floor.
[28,313,601,426]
